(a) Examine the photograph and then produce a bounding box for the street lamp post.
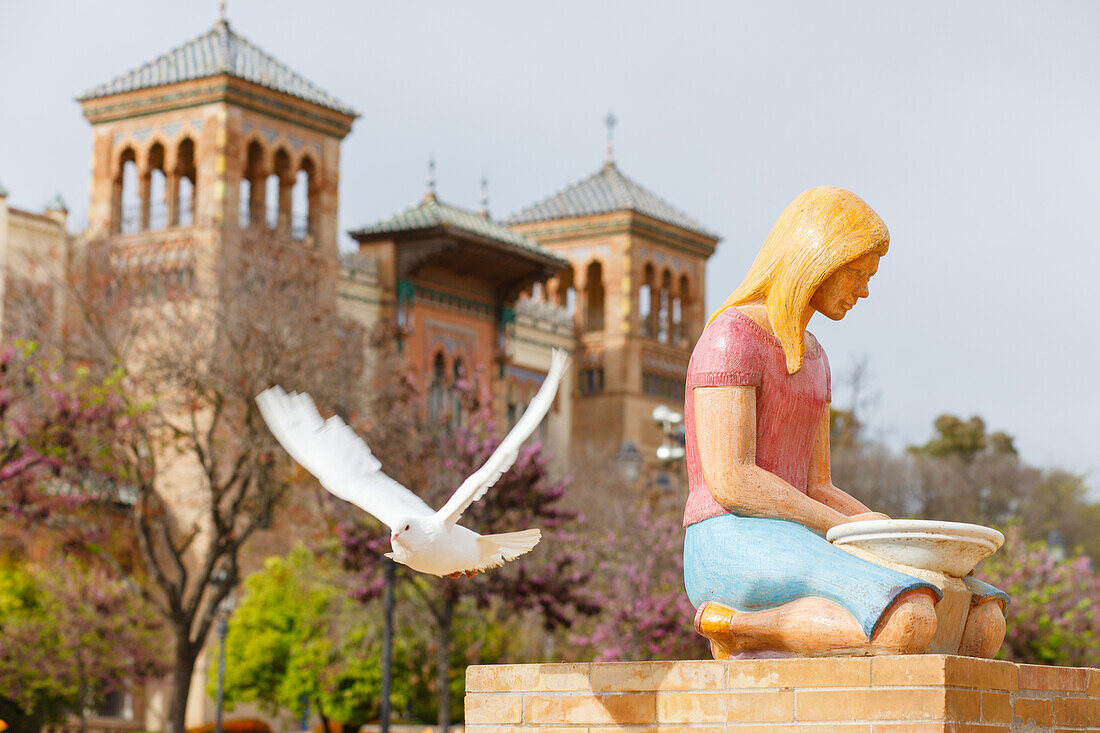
[380,557,396,733]
[615,441,643,482]
[652,405,686,504]
[214,590,235,733]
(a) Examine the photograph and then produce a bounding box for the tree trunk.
[0,703,42,733]
[166,635,201,733]
[316,698,330,733]
[437,599,454,733]
[79,675,89,733]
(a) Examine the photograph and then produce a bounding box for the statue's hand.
[843,511,890,522]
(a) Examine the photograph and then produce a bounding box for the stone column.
[278,174,294,235]
[138,171,151,231]
[166,172,180,228]
[249,172,266,228]
[111,178,123,234]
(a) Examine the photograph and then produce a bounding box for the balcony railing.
[116,201,312,241]
[118,203,144,234]
[117,202,193,235]
[239,202,313,241]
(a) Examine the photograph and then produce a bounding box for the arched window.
[147,143,167,231]
[676,274,691,346]
[264,173,280,228]
[585,261,604,332]
[242,141,265,228]
[449,357,466,428]
[175,138,196,227]
[294,156,317,241]
[115,147,139,234]
[640,263,656,337]
[428,352,446,421]
[672,294,682,344]
[178,178,195,228]
[292,169,309,240]
[238,178,251,228]
[272,148,291,231]
[658,269,672,344]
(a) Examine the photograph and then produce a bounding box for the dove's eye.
[404,524,410,531]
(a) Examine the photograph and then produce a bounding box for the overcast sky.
[2,1,1097,489]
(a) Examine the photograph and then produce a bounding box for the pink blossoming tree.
[974,524,1100,667]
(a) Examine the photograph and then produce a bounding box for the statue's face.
[811,253,880,320]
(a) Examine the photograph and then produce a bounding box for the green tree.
[0,561,71,732]
[64,242,350,733]
[1014,469,1100,562]
[0,557,167,732]
[213,545,412,732]
[905,413,1100,563]
[909,414,1016,462]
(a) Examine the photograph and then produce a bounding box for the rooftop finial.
[605,111,618,166]
[425,155,437,201]
[479,172,489,217]
[46,192,68,212]
[218,0,228,22]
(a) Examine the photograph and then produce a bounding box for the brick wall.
[465,656,1100,732]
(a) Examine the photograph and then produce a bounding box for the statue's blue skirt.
[684,513,1007,639]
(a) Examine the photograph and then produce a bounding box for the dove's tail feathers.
[474,528,542,571]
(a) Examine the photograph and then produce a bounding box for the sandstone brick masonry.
[464,656,1100,732]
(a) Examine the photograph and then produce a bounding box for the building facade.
[507,160,719,484]
[0,186,73,341]
[342,190,577,460]
[3,15,719,731]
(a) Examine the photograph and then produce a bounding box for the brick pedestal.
[465,655,1100,732]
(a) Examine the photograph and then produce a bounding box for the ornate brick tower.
[78,16,357,298]
[75,19,357,729]
[507,146,719,480]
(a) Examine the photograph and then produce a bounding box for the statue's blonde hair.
[709,186,889,374]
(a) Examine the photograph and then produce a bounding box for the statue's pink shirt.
[683,307,831,527]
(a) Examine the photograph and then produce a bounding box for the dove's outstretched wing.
[435,348,569,526]
[256,387,434,529]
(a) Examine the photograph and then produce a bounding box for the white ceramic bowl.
[826,519,1005,577]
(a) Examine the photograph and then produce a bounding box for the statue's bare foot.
[871,589,939,654]
[957,599,1005,658]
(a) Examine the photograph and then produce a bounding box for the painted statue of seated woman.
[683,186,1008,658]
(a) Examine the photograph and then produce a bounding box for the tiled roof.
[77,20,357,117]
[350,195,569,265]
[506,161,718,239]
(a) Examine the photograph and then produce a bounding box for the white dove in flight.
[255,348,569,577]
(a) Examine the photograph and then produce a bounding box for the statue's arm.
[695,385,853,535]
[805,407,886,519]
